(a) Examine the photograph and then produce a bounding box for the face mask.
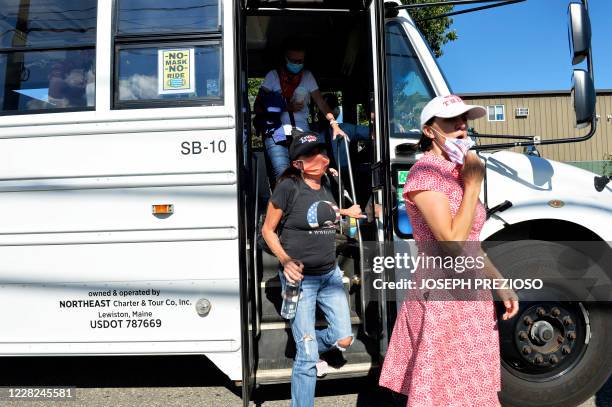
[297,154,330,177]
[286,59,304,74]
[429,127,475,165]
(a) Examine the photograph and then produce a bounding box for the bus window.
[117,0,219,35]
[113,0,223,108]
[385,21,434,136]
[0,0,96,115]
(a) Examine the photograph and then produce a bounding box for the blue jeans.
[264,136,290,180]
[279,266,354,407]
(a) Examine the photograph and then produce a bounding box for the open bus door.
[243,0,385,397]
[370,0,454,355]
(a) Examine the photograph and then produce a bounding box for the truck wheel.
[484,240,612,407]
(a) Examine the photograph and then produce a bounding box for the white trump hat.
[420,94,486,129]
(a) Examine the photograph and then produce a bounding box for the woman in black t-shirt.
[261,132,365,407]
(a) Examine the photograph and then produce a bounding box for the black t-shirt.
[271,177,339,275]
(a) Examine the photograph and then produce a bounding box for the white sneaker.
[316,359,329,378]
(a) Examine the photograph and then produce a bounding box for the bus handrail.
[336,136,378,338]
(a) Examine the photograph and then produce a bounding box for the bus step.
[259,314,362,331]
[256,322,375,373]
[256,358,378,384]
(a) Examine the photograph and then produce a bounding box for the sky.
[436,0,611,93]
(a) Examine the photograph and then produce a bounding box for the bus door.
[372,0,452,348]
[0,0,243,383]
[244,0,382,387]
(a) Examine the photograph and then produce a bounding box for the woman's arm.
[409,187,480,241]
[481,254,520,320]
[311,89,348,140]
[408,152,484,241]
[261,201,303,282]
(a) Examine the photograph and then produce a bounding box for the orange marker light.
[152,204,174,214]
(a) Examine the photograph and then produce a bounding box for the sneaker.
[316,359,329,378]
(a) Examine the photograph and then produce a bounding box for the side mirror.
[568,2,591,65]
[572,69,595,128]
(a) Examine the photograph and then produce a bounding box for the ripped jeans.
[279,265,354,407]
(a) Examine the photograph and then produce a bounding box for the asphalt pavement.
[0,355,609,407]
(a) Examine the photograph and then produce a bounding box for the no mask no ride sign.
[158,48,195,94]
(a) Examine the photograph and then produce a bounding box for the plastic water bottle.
[341,216,365,238]
[280,280,301,320]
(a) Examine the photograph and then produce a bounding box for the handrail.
[336,136,378,337]
[252,156,262,339]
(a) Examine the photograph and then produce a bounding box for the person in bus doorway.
[255,36,347,186]
[315,93,371,177]
[261,133,365,407]
[378,95,519,407]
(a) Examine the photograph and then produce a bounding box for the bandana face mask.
[428,127,475,165]
[296,153,330,177]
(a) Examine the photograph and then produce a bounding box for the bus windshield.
[385,20,435,137]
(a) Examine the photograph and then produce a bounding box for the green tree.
[248,77,263,99]
[403,0,458,58]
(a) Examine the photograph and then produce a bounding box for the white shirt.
[261,69,319,136]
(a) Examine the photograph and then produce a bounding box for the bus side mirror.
[572,69,595,128]
[568,2,591,65]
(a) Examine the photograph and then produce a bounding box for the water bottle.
[280,279,301,320]
[340,216,365,239]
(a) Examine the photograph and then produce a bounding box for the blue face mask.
[286,60,304,74]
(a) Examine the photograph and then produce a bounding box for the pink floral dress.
[379,152,500,407]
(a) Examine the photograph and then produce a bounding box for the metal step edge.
[256,362,376,384]
[261,275,351,289]
[260,316,361,331]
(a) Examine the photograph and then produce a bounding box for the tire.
[484,240,612,407]
[500,303,611,407]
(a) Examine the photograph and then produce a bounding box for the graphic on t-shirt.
[306,201,340,228]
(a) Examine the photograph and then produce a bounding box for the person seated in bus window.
[47,50,94,109]
[254,36,347,185]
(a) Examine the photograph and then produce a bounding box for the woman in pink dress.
[379,95,519,407]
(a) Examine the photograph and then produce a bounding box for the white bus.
[0,1,609,406]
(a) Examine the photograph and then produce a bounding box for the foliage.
[402,0,458,58]
[248,77,263,99]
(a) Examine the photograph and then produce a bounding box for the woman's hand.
[461,152,485,189]
[332,125,349,141]
[342,204,366,219]
[497,288,519,320]
[282,259,304,284]
[327,167,339,178]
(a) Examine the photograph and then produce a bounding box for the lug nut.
[523,316,533,326]
[557,335,565,344]
[567,331,576,341]
[563,317,573,326]
[534,354,544,364]
[551,308,561,317]
[549,355,559,365]
[522,346,532,355]
[536,307,546,317]
[562,345,571,355]
[518,331,528,341]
